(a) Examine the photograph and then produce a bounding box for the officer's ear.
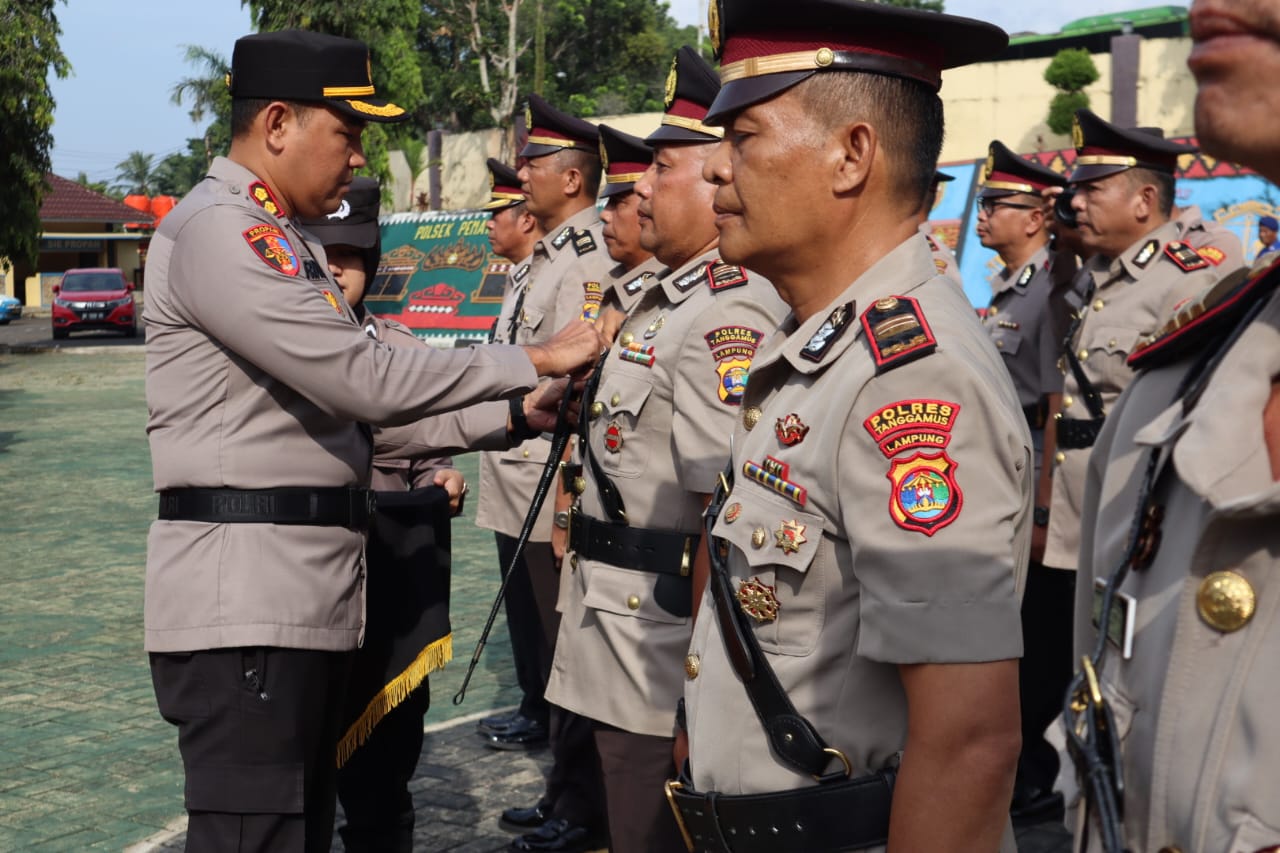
[831,120,877,196]
[560,165,583,197]
[260,101,296,152]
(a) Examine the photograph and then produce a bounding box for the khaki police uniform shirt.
[684,236,1029,852]
[605,255,664,314]
[545,249,786,737]
[144,157,536,653]
[475,206,613,540]
[983,244,1061,481]
[1073,283,1280,852]
[1043,220,1226,571]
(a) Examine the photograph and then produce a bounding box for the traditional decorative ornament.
[737,577,780,622]
[774,413,810,446]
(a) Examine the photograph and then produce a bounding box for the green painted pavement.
[0,351,524,851]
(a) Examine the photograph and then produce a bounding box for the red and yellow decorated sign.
[886,451,962,536]
[243,224,299,276]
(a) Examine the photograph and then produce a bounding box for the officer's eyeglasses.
[976,198,1038,216]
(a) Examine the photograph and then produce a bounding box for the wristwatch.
[1033,505,1050,527]
[554,511,570,530]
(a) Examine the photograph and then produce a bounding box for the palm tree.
[171,45,232,167]
[113,151,156,195]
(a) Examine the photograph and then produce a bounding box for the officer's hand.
[524,377,583,433]
[594,306,627,348]
[434,468,467,516]
[523,320,604,378]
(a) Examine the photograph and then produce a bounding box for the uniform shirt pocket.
[594,372,654,478]
[715,490,826,656]
[1084,324,1142,359]
[581,563,688,625]
[518,305,547,341]
[500,434,552,465]
[990,326,1023,357]
[1227,813,1280,852]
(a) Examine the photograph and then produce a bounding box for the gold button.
[620,331,634,347]
[1078,349,1089,361]
[751,527,767,548]
[685,654,700,679]
[743,406,762,430]
[589,401,604,419]
[1064,395,1073,407]
[1055,451,1066,464]
[1054,412,1063,421]
[570,554,579,570]
[627,594,641,610]
[522,449,530,458]
[875,297,899,311]
[1093,299,1105,311]
[610,392,621,407]
[995,340,1003,348]
[1108,338,1117,348]
[814,46,835,67]
[988,305,998,316]
[1197,570,1256,632]
[572,476,587,495]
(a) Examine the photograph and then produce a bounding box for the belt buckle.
[663,779,696,853]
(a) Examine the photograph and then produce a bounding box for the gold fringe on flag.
[335,632,453,768]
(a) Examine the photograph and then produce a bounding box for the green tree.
[0,0,71,267]
[154,139,210,197]
[171,45,232,167]
[1045,47,1099,136]
[113,151,157,195]
[74,171,112,197]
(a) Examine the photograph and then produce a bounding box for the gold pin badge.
[743,406,762,430]
[610,392,622,407]
[775,519,807,554]
[724,502,742,523]
[737,577,780,622]
[875,297,899,311]
[751,527,767,549]
[1196,570,1256,632]
[684,654,700,679]
[619,331,634,347]
[589,401,605,419]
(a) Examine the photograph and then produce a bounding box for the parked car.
[50,268,137,339]
[0,294,21,324]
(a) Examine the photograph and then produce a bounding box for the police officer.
[492,95,613,852]
[919,171,964,287]
[673,2,1029,849]
[543,46,786,853]
[597,124,666,314]
[143,30,600,852]
[974,140,1075,824]
[1066,1,1280,844]
[1041,109,1240,581]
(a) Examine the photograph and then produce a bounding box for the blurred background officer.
[677,2,1029,849]
[474,159,553,748]
[299,178,466,853]
[143,29,600,852]
[919,171,963,287]
[1254,213,1280,268]
[493,94,612,853]
[1041,109,1239,585]
[544,46,785,853]
[1066,0,1280,845]
[974,140,1073,826]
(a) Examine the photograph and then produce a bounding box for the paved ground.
[0,339,1073,852]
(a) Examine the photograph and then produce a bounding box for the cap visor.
[520,142,566,158]
[644,125,720,145]
[704,71,816,125]
[327,97,409,124]
[483,198,523,211]
[1068,163,1130,185]
[978,187,1019,199]
[599,182,635,199]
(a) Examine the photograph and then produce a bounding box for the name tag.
[1092,577,1136,660]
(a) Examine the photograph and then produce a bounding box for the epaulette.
[1016,263,1036,288]
[1197,245,1227,266]
[859,295,937,374]
[707,261,748,292]
[572,229,598,255]
[1163,241,1210,273]
[551,226,574,250]
[248,181,284,217]
[1128,263,1272,370]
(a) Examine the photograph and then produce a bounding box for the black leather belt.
[1057,417,1105,450]
[568,511,695,578]
[665,769,895,853]
[158,487,376,529]
[1023,400,1047,430]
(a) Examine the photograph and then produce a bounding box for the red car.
[51,268,137,339]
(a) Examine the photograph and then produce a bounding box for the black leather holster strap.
[158,487,376,529]
[668,769,896,853]
[569,511,693,577]
[1023,399,1047,430]
[1057,417,1104,450]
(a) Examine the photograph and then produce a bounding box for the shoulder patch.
[1133,238,1160,269]
[671,265,708,293]
[1164,241,1210,272]
[1128,263,1269,370]
[512,262,530,283]
[248,181,284,217]
[1197,245,1226,266]
[800,300,855,363]
[572,230,598,255]
[320,289,345,315]
[934,258,949,274]
[551,226,574,250]
[859,296,937,374]
[580,280,603,321]
[243,224,300,276]
[707,261,748,292]
[1016,263,1036,287]
[706,326,764,405]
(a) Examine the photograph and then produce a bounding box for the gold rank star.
[775,519,807,554]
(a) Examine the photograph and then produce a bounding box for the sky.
[49,0,1169,185]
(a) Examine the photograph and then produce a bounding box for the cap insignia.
[327,198,352,221]
[981,151,995,183]
[708,0,722,56]
[524,103,533,130]
[1072,114,1085,149]
[664,56,678,110]
[599,138,610,170]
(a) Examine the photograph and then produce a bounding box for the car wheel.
[125,322,138,338]
[52,328,68,340]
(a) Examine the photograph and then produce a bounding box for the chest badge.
[618,342,656,367]
[724,502,742,523]
[743,457,808,507]
[886,451,962,536]
[644,314,665,339]
[774,520,807,555]
[743,406,762,431]
[775,413,810,446]
[737,577,780,622]
[1196,570,1256,633]
[603,421,624,453]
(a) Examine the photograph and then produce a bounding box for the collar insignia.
[800,300,855,363]
[1133,239,1159,268]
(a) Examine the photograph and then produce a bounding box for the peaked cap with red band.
[1069,108,1198,185]
[703,0,1007,124]
[647,46,723,144]
[979,140,1067,199]
[598,125,653,198]
[483,159,524,211]
[520,93,600,158]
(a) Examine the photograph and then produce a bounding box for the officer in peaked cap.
[595,124,664,313]
[543,43,786,853]
[143,27,602,852]
[484,158,526,212]
[974,140,1076,826]
[486,93,613,852]
[677,2,1033,850]
[920,170,963,286]
[1041,109,1238,596]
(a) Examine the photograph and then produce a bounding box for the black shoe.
[509,818,597,853]
[499,801,551,833]
[481,715,549,751]
[477,710,522,735]
[1010,788,1064,827]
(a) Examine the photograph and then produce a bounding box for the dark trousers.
[336,682,431,853]
[150,647,353,853]
[593,723,684,853]
[1016,562,1077,795]
[495,534,555,727]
